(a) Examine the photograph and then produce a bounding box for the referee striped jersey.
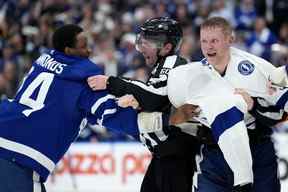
[106,55,188,151]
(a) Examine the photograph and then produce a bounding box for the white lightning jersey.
[168,47,288,186]
[217,47,287,125]
[168,59,253,186]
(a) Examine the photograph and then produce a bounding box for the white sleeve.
[168,61,253,186]
[192,95,253,186]
[270,66,288,86]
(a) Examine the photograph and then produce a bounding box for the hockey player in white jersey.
[168,17,286,192]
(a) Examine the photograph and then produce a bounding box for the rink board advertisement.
[45,143,151,192]
[46,134,288,192]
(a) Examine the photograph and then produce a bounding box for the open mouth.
[207,52,217,57]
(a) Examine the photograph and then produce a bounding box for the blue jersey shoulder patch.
[238,60,255,75]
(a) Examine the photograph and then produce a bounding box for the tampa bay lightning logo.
[238,60,255,75]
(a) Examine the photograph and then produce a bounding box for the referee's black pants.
[140,132,199,192]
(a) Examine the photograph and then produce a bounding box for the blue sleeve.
[79,87,140,139]
[79,87,117,119]
[102,107,140,139]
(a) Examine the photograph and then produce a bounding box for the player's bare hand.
[234,88,254,111]
[87,75,109,90]
[117,94,139,109]
[170,104,200,125]
[267,80,277,95]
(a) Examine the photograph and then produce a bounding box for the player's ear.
[160,43,173,56]
[229,33,235,44]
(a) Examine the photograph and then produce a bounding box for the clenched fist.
[87,75,109,90]
[117,94,139,109]
[170,104,200,125]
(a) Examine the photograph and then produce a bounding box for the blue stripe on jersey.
[211,107,244,142]
[276,90,288,109]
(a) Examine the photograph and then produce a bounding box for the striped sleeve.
[107,76,170,111]
[106,55,187,111]
[79,88,140,138]
[251,86,288,125]
[79,88,118,126]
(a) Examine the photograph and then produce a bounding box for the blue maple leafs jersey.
[0,50,139,181]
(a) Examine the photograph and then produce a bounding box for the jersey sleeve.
[106,56,187,112]
[192,94,253,186]
[250,85,288,125]
[78,87,140,138]
[107,77,170,111]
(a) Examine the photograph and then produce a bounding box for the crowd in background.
[1,0,288,141]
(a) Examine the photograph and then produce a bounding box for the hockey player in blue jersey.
[0,24,140,192]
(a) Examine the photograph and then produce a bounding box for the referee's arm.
[107,57,187,111]
[107,76,170,112]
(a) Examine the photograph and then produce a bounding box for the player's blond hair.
[200,17,233,36]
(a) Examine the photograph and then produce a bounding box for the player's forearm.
[107,76,169,111]
[250,97,284,126]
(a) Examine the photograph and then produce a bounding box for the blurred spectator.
[2,61,18,98]
[271,43,288,67]
[271,22,288,67]
[233,31,248,51]
[153,1,170,18]
[193,2,210,27]
[174,3,192,26]
[278,22,288,46]
[272,0,288,35]
[234,0,257,31]
[246,17,277,61]
[254,0,267,18]
[179,36,195,61]
[209,0,236,27]
[116,33,139,75]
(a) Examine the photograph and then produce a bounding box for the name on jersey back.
[35,54,67,74]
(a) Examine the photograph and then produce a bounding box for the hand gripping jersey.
[0,50,139,182]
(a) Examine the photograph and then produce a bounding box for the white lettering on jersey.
[35,54,67,74]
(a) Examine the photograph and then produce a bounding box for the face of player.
[135,36,160,66]
[200,27,232,69]
[68,32,91,58]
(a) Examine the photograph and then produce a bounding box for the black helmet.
[136,17,183,52]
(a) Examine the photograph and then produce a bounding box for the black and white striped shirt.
[106,55,188,150]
